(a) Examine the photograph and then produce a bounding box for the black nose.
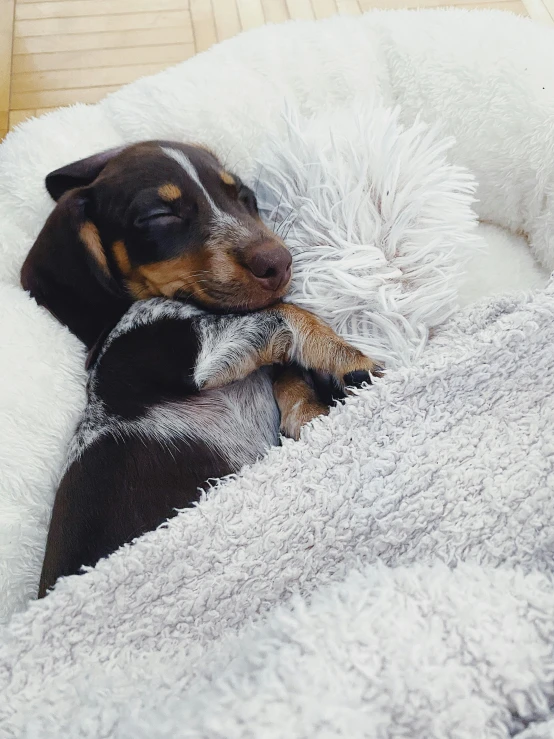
[244,243,292,292]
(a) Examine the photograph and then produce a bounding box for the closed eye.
[143,209,177,221]
[133,202,196,229]
[134,209,180,228]
[237,184,258,214]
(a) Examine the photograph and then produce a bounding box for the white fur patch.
[161,145,242,233]
[144,369,279,468]
[193,314,269,389]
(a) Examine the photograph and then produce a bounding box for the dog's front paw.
[280,400,329,441]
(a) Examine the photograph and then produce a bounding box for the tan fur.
[128,253,210,301]
[123,246,283,310]
[112,240,131,276]
[158,183,181,202]
[275,304,379,377]
[79,222,109,277]
[273,368,329,440]
[220,171,236,186]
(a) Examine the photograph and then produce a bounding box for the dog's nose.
[244,243,292,292]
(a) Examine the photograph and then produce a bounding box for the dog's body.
[38,300,278,597]
[22,141,379,598]
[38,297,375,597]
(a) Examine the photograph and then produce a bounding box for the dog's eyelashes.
[134,212,180,229]
[133,207,185,229]
[147,209,175,220]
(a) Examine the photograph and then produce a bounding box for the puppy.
[22,141,294,349]
[20,142,380,597]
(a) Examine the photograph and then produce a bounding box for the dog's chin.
[226,281,292,313]
[175,280,291,314]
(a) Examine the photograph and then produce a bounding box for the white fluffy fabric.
[1,8,554,737]
[256,105,477,367]
[1,285,554,737]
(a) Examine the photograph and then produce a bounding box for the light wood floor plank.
[15,0,187,21]
[15,10,190,37]
[521,0,554,21]
[212,0,241,41]
[12,43,193,74]
[286,0,315,18]
[262,0,290,21]
[8,107,35,127]
[11,85,120,110]
[14,27,192,55]
[190,0,217,52]
[9,106,62,128]
[237,0,266,29]
[1,0,16,136]
[337,0,361,13]
[11,84,121,109]
[311,0,338,17]
[12,61,173,95]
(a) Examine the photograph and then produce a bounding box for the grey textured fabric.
[1,281,553,738]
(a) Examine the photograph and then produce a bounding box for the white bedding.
[0,9,553,737]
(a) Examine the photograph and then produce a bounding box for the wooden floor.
[1,0,554,140]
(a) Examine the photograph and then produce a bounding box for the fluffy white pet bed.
[1,8,554,738]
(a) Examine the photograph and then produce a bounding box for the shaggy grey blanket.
[1,281,553,739]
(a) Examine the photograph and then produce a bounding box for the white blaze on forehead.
[161,146,219,211]
[161,145,245,237]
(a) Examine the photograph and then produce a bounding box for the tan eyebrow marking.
[158,183,181,201]
[112,240,131,276]
[220,171,235,187]
[79,222,109,276]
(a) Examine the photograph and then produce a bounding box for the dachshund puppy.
[22,140,295,349]
[20,141,380,597]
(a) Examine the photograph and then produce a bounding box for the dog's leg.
[272,365,329,441]
[195,303,382,392]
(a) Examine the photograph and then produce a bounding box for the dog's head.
[21,141,292,348]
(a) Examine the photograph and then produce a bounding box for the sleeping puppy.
[21,142,380,597]
[22,141,296,350]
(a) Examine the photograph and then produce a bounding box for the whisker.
[275,210,298,239]
[272,190,285,231]
[284,212,300,239]
[253,166,264,200]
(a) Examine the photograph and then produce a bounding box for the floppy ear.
[21,188,131,349]
[45,146,125,202]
